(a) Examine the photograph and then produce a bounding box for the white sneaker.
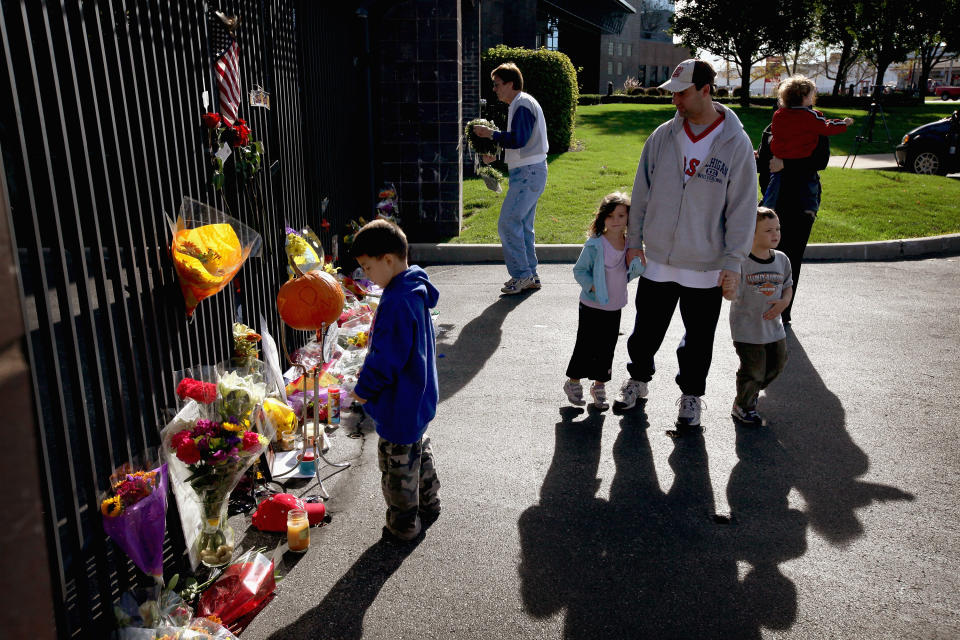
[590,383,609,410]
[501,276,535,295]
[563,379,585,406]
[613,378,648,410]
[676,394,705,428]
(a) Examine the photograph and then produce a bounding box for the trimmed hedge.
[481,45,578,153]
[578,93,922,109]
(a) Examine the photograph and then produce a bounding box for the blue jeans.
[499,161,547,279]
[762,170,822,213]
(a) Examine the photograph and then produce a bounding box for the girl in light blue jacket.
[563,193,645,410]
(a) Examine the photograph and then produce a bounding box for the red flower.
[176,439,202,465]
[242,431,262,451]
[229,119,251,148]
[171,430,193,449]
[320,219,331,231]
[201,112,222,129]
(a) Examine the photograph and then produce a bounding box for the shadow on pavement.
[763,330,914,546]
[263,537,422,640]
[517,403,807,637]
[437,295,527,402]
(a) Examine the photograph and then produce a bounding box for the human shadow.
[518,402,809,638]
[761,330,914,546]
[436,295,527,402]
[263,537,422,640]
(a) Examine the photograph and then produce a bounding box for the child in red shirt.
[763,75,854,215]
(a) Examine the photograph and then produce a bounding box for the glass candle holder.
[287,508,310,553]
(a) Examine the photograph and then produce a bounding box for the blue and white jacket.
[573,235,645,306]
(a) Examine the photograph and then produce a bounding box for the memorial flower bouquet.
[163,361,274,568]
[101,463,169,581]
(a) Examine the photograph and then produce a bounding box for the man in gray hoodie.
[613,59,758,431]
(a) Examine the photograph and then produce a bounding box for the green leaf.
[211,172,224,189]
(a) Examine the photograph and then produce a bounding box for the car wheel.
[941,93,950,100]
[909,149,947,175]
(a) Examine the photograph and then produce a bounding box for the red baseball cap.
[252,493,326,532]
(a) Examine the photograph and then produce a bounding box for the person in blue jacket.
[563,192,645,410]
[351,219,441,543]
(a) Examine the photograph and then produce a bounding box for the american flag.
[211,14,241,125]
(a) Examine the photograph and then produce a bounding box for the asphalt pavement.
[241,257,960,640]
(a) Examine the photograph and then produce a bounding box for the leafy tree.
[856,0,920,97]
[774,0,817,76]
[913,0,960,97]
[814,0,862,95]
[672,0,792,106]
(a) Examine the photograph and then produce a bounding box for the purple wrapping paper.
[102,464,169,577]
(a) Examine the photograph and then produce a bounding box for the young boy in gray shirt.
[729,207,793,426]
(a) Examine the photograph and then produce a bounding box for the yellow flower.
[222,421,244,432]
[101,495,124,517]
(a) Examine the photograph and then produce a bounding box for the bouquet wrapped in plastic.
[196,548,277,633]
[162,361,275,568]
[113,580,193,638]
[101,462,169,581]
[283,225,325,278]
[167,197,262,317]
[464,118,504,192]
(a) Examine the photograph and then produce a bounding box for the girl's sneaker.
[563,379,585,406]
[590,383,609,410]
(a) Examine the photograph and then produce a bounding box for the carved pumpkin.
[277,270,345,330]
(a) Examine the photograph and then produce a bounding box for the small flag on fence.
[211,12,241,125]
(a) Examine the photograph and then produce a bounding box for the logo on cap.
[672,65,683,78]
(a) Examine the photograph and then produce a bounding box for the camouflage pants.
[378,436,441,540]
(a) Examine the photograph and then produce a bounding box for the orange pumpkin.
[277,270,345,330]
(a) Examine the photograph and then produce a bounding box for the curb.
[410,233,960,265]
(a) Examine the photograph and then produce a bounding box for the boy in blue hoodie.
[351,219,441,542]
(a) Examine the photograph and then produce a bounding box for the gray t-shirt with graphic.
[729,250,793,344]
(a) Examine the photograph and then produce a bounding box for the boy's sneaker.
[590,383,609,410]
[676,394,705,428]
[613,378,648,411]
[529,274,542,289]
[731,403,764,427]
[563,379,585,406]
[501,276,535,295]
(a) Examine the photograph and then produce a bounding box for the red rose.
[232,121,251,147]
[242,431,262,451]
[201,112,221,129]
[176,439,202,465]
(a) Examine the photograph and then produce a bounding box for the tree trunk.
[738,60,752,107]
[873,60,890,99]
[832,43,853,96]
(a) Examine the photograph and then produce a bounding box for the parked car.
[895,111,960,175]
[935,85,960,100]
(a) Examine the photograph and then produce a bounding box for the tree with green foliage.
[856,0,919,97]
[913,0,960,98]
[814,0,862,95]
[672,0,807,106]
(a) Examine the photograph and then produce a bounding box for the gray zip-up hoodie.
[628,103,758,273]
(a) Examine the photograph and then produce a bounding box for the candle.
[287,509,309,552]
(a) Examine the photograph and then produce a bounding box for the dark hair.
[757,206,778,223]
[778,75,816,107]
[692,60,717,92]
[589,192,631,237]
[492,62,523,91]
[350,219,408,260]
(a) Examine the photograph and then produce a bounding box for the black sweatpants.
[625,277,723,397]
[565,303,622,383]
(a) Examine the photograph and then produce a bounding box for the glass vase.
[196,491,235,568]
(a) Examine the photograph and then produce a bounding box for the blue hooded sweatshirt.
[353,266,439,445]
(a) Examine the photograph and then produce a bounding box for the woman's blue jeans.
[499,161,547,279]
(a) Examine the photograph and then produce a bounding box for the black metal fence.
[0,0,362,635]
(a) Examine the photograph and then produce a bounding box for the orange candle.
[287,509,310,552]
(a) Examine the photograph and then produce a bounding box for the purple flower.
[210,449,227,463]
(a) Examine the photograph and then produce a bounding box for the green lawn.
[454,102,960,244]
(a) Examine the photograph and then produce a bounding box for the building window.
[608,61,613,74]
[638,65,646,85]
[662,66,670,83]
[546,17,558,51]
[617,62,622,75]
[617,42,623,56]
[627,44,632,57]
[608,41,614,55]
